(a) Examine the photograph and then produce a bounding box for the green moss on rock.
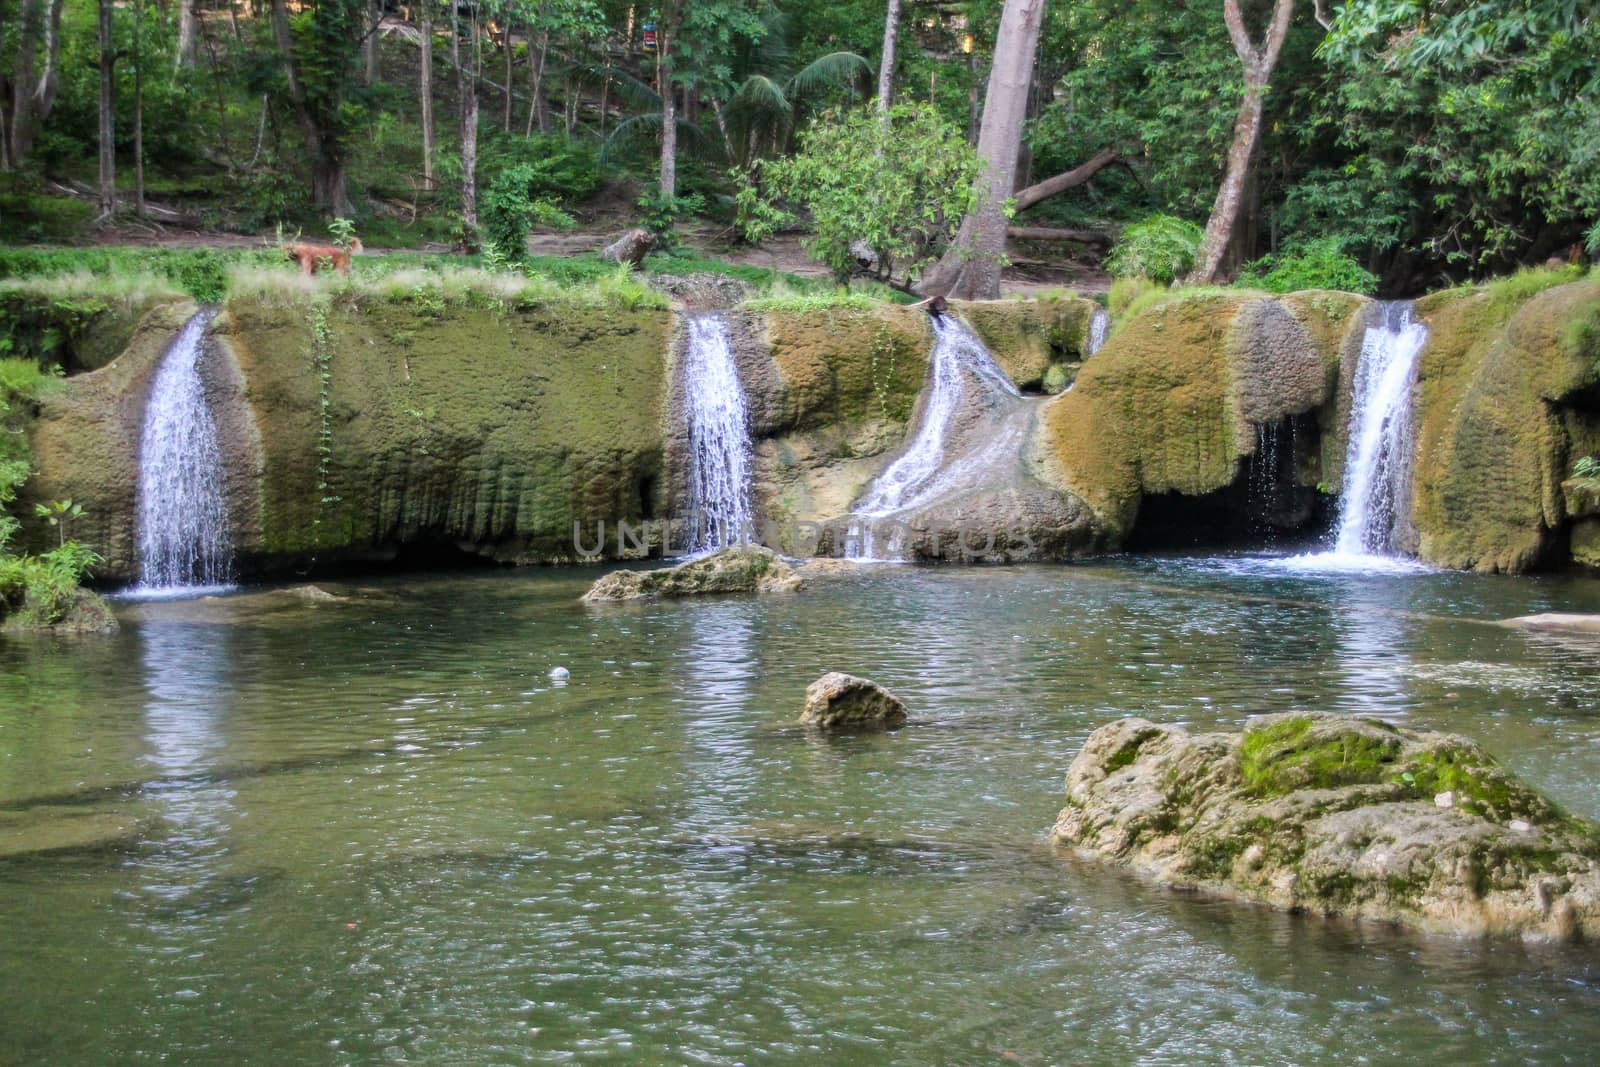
[953,295,1097,390]
[1034,290,1363,539]
[1412,279,1600,572]
[221,296,673,564]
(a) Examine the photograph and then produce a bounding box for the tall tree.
[270,0,360,216]
[452,0,480,234]
[876,0,901,113]
[657,0,685,199]
[96,0,116,220]
[3,0,65,168]
[176,0,199,70]
[918,0,1048,299]
[420,0,436,189]
[1186,0,1294,284]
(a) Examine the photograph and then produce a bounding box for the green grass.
[1479,264,1587,314]
[226,260,672,312]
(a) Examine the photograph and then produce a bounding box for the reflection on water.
[0,559,1598,1064]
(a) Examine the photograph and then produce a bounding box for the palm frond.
[787,52,872,100]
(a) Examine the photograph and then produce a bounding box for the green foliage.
[481,165,579,265]
[1105,215,1203,285]
[1573,456,1600,488]
[0,361,98,628]
[738,103,979,288]
[32,499,84,548]
[478,131,604,204]
[328,217,359,251]
[636,187,706,254]
[1237,238,1379,295]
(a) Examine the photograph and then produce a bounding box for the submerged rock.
[1502,613,1600,635]
[582,545,803,602]
[1051,713,1600,942]
[800,672,907,731]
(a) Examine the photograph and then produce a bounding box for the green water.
[3,557,1600,1065]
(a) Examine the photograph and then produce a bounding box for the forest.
[0,0,1594,297]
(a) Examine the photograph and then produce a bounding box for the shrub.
[1105,215,1204,285]
[736,103,980,289]
[1237,238,1379,295]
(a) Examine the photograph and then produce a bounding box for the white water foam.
[130,309,234,596]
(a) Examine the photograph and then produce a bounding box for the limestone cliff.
[1411,278,1600,572]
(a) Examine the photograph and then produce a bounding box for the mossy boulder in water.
[582,545,802,601]
[1052,713,1600,941]
[800,672,907,731]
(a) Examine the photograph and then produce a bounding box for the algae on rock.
[1411,279,1600,572]
[1053,713,1600,942]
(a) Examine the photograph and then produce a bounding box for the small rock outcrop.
[800,672,907,731]
[1051,713,1600,942]
[1502,613,1600,635]
[582,545,802,602]
[600,228,656,267]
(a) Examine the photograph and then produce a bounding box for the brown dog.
[284,238,363,275]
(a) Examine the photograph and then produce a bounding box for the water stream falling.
[682,313,755,553]
[850,316,1023,558]
[1334,301,1429,556]
[1086,307,1111,356]
[1277,301,1429,573]
[133,308,234,595]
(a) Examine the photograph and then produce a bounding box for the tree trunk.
[133,0,145,217]
[876,0,901,114]
[96,0,115,221]
[1187,0,1294,285]
[365,0,381,85]
[272,0,351,215]
[452,5,479,233]
[658,4,683,200]
[917,0,1047,299]
[502,22,513,131]
[420,2,435,187]
[525,28,550,136]
[1011,149,1119,213]
[7,0,65,167]
[177,0,198,70]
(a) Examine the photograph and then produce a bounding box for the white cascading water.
[133,309,234,595]
[851,316,1021,558]
[683,313,755,553]
[1334,301,1429,556]
[1086,307,1111,356]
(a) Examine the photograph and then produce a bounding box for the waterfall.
[133,308,234,595]
[1333,301,1428,556]
[1086,308,1111,356]
[850,316,1022,558]
[683,313,755,553]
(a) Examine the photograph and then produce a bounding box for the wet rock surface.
[800,672,908,731]
[582,545,803,602]
[1051,712,1600,941]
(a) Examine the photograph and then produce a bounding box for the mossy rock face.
[581,545,802,601]
[220,297,673,568]
[952,296,1097,391]
[1053,713,1600,941]
[1411,280,1600,572]
[19,300,204,578]
[1032,291,1364,540]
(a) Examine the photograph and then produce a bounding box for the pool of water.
[3,555,1599,1064]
